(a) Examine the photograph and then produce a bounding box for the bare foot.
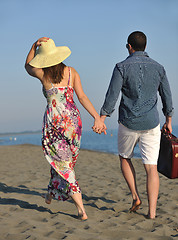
[146,212,156,219]
[41,193,52,204]
[78,212,88,221]
[129,199,142,212]
[146,214,156,219]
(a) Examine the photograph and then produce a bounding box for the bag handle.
[161,126,178,142]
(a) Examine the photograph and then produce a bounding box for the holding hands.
[92,115,107,135]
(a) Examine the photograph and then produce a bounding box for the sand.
[0,144,177,240]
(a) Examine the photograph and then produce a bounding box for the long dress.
[42,67,82,201]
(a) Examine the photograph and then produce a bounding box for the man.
[98,31,173,219]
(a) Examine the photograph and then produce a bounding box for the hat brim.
[29,46,71,68]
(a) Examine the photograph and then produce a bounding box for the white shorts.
[118,123,161,165]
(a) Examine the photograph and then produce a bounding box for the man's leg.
[139,125,161,219]
[120,156,142,211]
[144,164,159,219]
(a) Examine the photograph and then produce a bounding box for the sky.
[0,0,178,133]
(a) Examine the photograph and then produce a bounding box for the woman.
[25,37,106,221]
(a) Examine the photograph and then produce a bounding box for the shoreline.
[0,143,141,159]
[0,143,119,156]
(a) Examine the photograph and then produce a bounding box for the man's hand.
[92,115,107,135]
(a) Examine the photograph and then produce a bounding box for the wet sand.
[0,144,177,240]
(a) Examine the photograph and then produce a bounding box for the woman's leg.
[120,156,142,211]
[41,192,53,204]
[71,192,88,220]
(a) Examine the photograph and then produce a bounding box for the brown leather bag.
[157,130,178,179]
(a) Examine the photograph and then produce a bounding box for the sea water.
[1,126,178,158]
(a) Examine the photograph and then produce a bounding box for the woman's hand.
[92,116,107,135]
[26,37,49,65]
[35,37,49,48]
[25,37,49,79]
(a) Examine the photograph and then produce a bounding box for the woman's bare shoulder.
[25,64,44,81]
[69,66,76,73]
[69,67,80,79]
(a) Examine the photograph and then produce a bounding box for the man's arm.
[164,116,172,133]
[158,68,174,132]
[100,64,123,117]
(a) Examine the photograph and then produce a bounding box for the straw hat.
[29,39,71,68]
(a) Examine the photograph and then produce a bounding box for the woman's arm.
[25,37,49,80]
[73,68,107,134]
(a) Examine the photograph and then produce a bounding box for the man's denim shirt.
[100,51,174,130]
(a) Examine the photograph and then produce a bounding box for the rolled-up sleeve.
[158,68,174,117]
[100,65,123,117]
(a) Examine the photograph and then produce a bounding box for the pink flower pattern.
[42,68,82,201]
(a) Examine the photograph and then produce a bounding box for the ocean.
[1,126,178,159]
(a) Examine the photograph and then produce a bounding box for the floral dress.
[42,67,82,201]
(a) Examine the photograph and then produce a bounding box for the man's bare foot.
[129,199,142,212]
[41,193,52,204]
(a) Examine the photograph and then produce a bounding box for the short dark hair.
[127,31,147,51]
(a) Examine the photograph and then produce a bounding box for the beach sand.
[0,144,177,240]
